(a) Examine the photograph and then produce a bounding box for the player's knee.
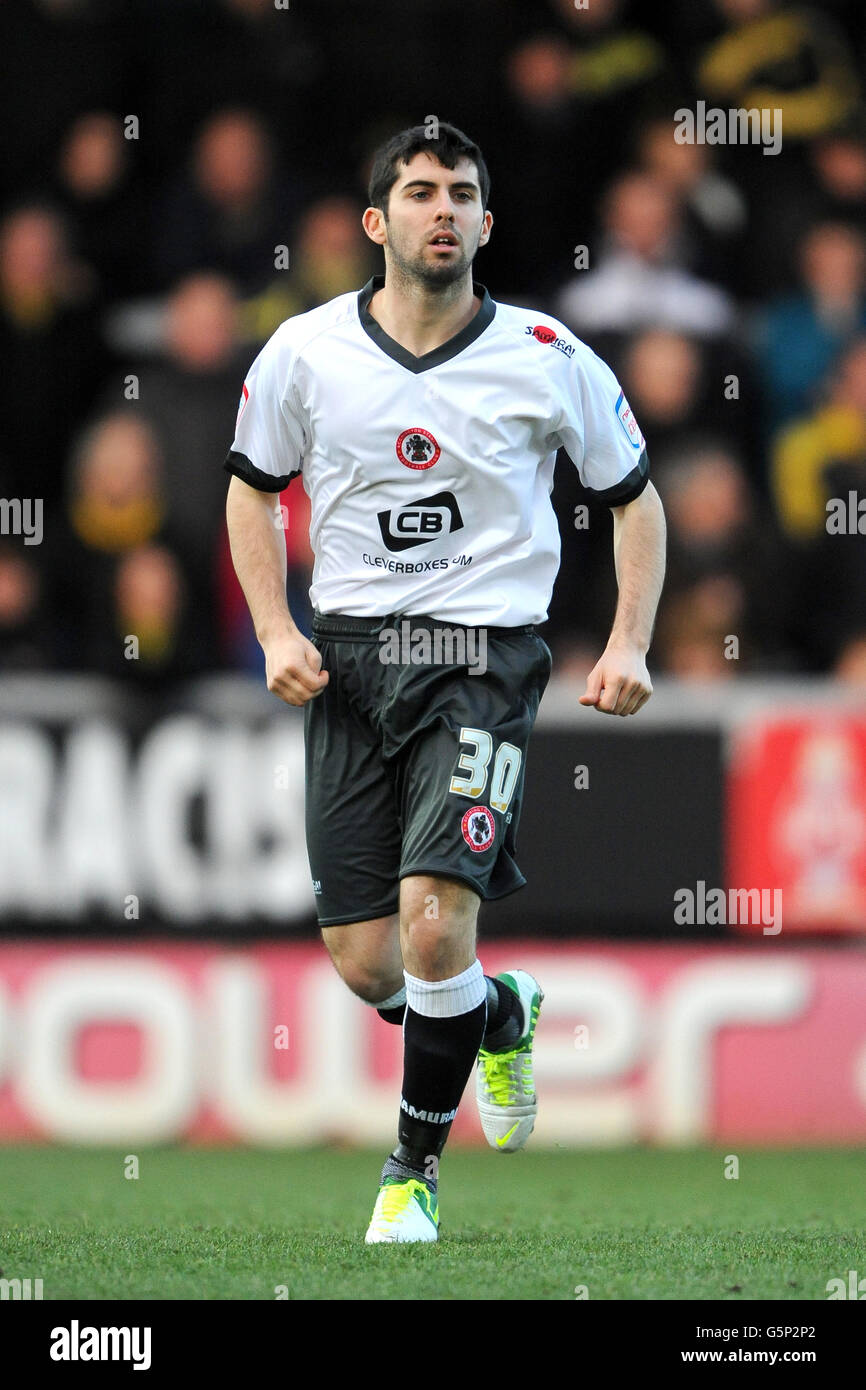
[328,952,401,1004]
[400,915,474,977]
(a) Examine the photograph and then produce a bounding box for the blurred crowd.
[2,0,866,686]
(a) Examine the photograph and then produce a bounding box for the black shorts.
[304,611,552,926]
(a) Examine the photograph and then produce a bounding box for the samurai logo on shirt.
[524,323,576,358]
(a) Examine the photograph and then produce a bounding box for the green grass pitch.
[1,1146,864,1300]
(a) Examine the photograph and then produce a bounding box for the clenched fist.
[579,641,652,717]
[263,629,329,706]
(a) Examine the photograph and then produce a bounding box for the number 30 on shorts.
[448,727,522,813]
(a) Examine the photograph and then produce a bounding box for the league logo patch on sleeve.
[615,390,644,450]
[236,381,250,425]
[461,805,495,852]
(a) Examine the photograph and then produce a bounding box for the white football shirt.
[225,275,649,626]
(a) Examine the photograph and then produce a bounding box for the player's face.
[374,153,492,289]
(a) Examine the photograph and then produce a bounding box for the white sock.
[403,959,486,1018]
[367,985,406,1010]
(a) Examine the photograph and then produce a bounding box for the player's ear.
[362,206,388,246]
[478,210,493,247]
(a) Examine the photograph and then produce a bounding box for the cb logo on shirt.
[377,490,464,552]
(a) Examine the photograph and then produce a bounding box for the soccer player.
[224,123,666,1243]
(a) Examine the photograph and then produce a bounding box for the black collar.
[357,274,496,373]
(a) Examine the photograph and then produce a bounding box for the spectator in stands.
[656,586,740,682]
[240,195,375,343]
[759,222,866,431]
[771,335,866,542]
[770,336,866,669]
[635,115,747,288]
[691,0,863,299]
[549,0,671,162]
[492,0,673,298]
[54,111,146,299]
[0,0,126,204]
[809,125,866,236]
[137,0,350,198]
[121,272,245,605]
[758,121,866,281]
[0,204,106,514]
[555,171,735,341]
[799,516,866,674]
[621,327,764,492]
[65,413,164,555]
[697,0,860,144]
[655,441,791,674]
[487,34,582,298]
[110,544,192,685]
[47,411,208,679]
[0,543,51,670]
[152,109,300,294]
[619,330,704,460]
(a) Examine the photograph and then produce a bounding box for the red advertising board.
[728,716,866,932]
[0,941,864,1145]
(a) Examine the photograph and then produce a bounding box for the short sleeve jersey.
[225,275,649,626]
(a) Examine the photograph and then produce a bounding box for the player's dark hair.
[367,122,490,215]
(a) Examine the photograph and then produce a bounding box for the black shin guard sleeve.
[397,1000,487,1166]
[376,1004,407,1025]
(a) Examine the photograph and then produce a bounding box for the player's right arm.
[225,475,327,706]
[223,325,326,707]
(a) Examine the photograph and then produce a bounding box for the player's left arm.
[580,481,666,717]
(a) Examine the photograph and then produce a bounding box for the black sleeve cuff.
[591,448,650,506]
[223,449,298,492]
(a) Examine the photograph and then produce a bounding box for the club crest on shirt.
[396,427,441,470]
[615,390,644,449]
[461,805,495,852]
